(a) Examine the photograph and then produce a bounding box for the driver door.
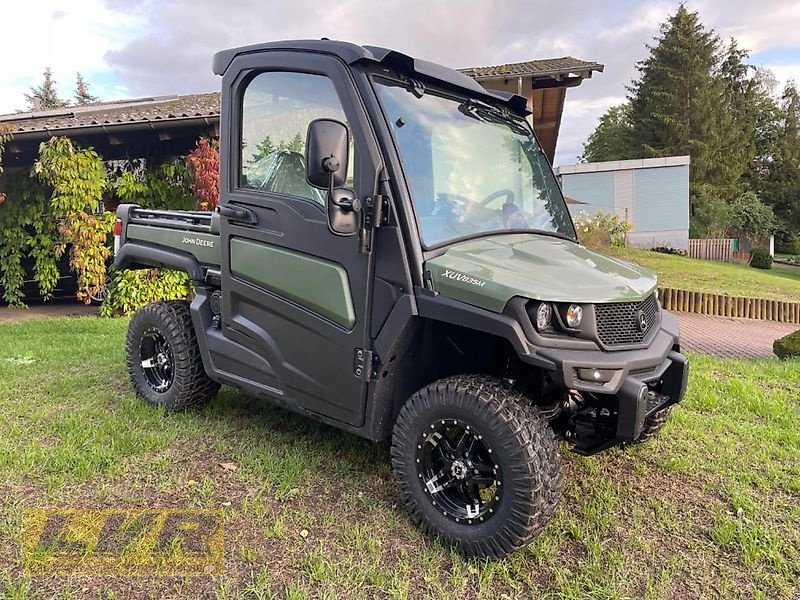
[216,52,378,427]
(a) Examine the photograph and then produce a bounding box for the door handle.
[217,204,257,224]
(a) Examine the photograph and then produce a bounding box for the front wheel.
[391,375,563,559]
[125,300,220,410]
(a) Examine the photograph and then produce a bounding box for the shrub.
[651,246,687,256]
[749,247,773,270]
[773,329,800,360]
[101,268,193,316]
[775,230,800,255]
[573,211,631,250]
[729,191,776,243]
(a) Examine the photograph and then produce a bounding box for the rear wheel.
[391,375,563,559]
[125,301,219,410]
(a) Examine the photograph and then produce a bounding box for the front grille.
[595,294,659,347]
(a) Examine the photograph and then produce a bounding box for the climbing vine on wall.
[0,175,59,306]
[100,268,193,317]
[186,138,220,210]
[33,137,114,304]
[113,157,196,210]
[0,126,11,204]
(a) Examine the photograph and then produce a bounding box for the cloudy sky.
[1,0,798,165]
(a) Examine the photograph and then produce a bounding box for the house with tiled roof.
[0,55,601,170]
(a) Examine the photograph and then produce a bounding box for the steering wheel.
[479,189,515,208]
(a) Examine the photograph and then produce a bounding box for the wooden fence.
[688,238,734,262]
[658,287,800,323]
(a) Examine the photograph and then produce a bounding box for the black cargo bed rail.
[129,207,214,234]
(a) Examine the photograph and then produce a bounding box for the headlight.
[565,304,583,328]
[534,303,553,331]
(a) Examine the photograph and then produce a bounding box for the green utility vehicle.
[115,40,688,559]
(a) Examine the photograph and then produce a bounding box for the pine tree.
[24,68,68,111]
[74,72,99,105]
[760,83,800,234]
[581,103,635,162]
[627,5,729,198]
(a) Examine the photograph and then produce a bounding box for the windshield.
[375,79,575,247]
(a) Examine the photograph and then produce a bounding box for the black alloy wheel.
[139,328,174,393]
[417,418,501,524]
[126,301,220,411]
[392,375,563,559]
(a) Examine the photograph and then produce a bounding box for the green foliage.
[773,329,800,360]
[581,103,635,162]
[250,133,304,163]
[74,72,99,105]
[775,230,800,255]
[583,6,790,239]
[24,67,68,110]
[0,126,11,204]
[101,268,193,316]
[758,83,800,233]
[114,158,195,210]
[729,191,775,242]
[749,247,773,270]
[0,175,60,306]
[628,5,729,193]
[573,211,631,249]
[690,185,731,239]
[33,137,113,303]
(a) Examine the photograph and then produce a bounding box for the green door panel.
[230,238,356,329]
[426,233,658,313]
[126,224,221,265]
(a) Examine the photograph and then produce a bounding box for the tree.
[74,72,99,105]
[24,68,68,111]
[627,5,734,199]
[759,83,800,234]
[729,191,776,242]
[581,103,635,162]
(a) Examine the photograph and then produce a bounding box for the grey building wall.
[556,156,690,250]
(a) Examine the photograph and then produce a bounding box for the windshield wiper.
[457,99,529,135]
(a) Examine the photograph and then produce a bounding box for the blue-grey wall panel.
[561,171,616,218]
[632,166,690,231]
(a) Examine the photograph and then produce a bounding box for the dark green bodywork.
[230,238,356,329]
[426,234,658,313]
[127,224,221,265]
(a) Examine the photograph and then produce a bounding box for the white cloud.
[0,0,145,113]
[1,0,798,166]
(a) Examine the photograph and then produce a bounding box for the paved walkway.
[0,301,99,325]
[676,312,797,359]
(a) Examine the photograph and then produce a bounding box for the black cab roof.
[212,39,530,116]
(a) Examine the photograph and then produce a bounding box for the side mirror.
[305,118,359,236]
[305,118,349,190]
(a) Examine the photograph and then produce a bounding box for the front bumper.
[526,311,689,453]
[532,311,683,395]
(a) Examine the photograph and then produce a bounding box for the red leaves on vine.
[186,138,220,211]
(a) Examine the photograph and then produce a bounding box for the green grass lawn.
[607,247,800,301]
[1,317,799,599]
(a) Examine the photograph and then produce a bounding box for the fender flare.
[114,242,205,282]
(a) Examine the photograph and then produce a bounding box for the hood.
[426,233,658,313]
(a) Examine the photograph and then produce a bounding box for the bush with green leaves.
[773,329,800,360]
[749,247,773,270]
[730,191,776,243]
[101,268,193,316]
[573,211,632,249]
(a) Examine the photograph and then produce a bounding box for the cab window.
[240,71,355,203]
